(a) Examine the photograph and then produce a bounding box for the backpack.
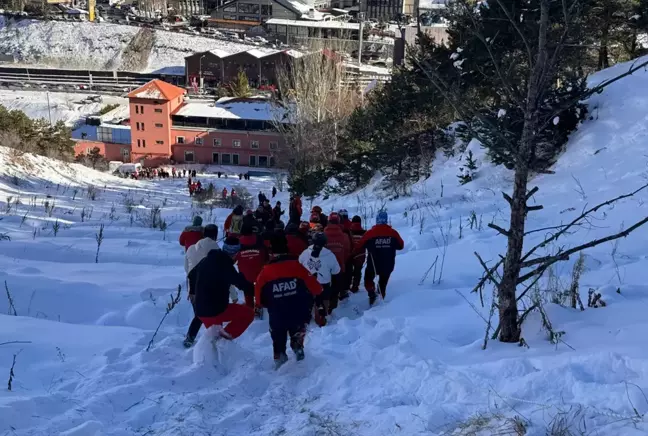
[229,215,243,235]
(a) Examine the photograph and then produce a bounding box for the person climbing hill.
[299,232,339,325]
[179,216,204,252]
[224,205,245,238]
[324,212,351,311]
[193,227,254,342]
[235,226,269,318]
[354,211,404,306]
[255,234,323,369]
[348,215,367,293]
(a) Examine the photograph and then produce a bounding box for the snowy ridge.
[2,58,648,435]
[0,17,254,73]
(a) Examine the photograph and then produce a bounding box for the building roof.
[173,97,290,122]
[185,48,302,61]
[127,79,186,101]
[265,18,360,30]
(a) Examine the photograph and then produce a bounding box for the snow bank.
[2,57,648,436]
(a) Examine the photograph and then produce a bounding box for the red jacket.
[179,226,203,251]
[235,235,268,283]
[286,233,308,257]
[349,222,367,263]
[324,224,351,272]
[255,255,322,327]
[355,224,404,274]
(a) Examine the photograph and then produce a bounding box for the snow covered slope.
[0,17,255,73]
[2,57,648,436]
[0,90,127,126]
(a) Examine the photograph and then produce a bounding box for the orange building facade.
[75,79,286,167]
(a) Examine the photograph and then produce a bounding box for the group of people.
[178,194,404,369]
[174,168,198,179]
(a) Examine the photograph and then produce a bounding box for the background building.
[74,80,289,167]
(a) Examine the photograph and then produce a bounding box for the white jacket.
[299,246,340,285]
[185,238,238,302]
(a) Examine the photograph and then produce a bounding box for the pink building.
[75,79,287,167]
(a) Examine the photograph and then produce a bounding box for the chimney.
[308,8,315,18]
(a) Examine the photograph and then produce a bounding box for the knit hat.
[352,215,362,224]
[233,205,244,215]
[222,237,241,257]
[270,233,289,254]
[376,211,388,225]
[192,216,203,226]
[338,209,349,221]
[204,224,218,239]
[311,205,322,214]
[312,232,327,247]
[328,212,340,224]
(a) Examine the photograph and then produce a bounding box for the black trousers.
[270,323,306,358]
[329,274,344,310]
[365,260,392,299]
[186,270,202,339]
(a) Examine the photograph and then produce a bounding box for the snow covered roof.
[127,79,186,101]
[246,48,282,59]
[265,18,359,30]
[186,48,303,61]
[173,97,290,122]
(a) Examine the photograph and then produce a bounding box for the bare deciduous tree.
[421,0,648,342]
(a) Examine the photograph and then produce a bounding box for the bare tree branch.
[488,222,510,237]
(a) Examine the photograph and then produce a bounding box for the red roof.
[127,79,186,101]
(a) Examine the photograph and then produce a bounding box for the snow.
[0,89,127,126]
[0,17,256,73]
[3,57,648,435]
[174,98,289,122]
[497,108,507,118]
[131,88,163,99]
[553,116,560,125]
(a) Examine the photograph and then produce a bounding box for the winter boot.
[339,290,350,302]
[183,335,196,348]
[274,352,289,370]
[314,305,327,327]
[350,285,359,294]
[254,307,264,320]
[294,348,305,361]
[368,291,377,307]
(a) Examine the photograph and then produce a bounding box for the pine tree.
[228,70,252,98]
[457,150,478,185]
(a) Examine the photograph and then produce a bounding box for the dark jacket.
[273,205,284,220]
[355,224,404,274]
[235,234,268,283]
[194,249,253,318]
[243,214,261,233]
[289,197,303,224]
[255,255,322,327]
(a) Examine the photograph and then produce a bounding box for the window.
[233,154,239,165]
[141,123,145,131]
[249,155,257,166]
[195,138,203,145]
[233,139,241,147]
[213,138,221,147]
[155,108,163,113]
[258,156,268,167]
[250,140,260,149]
[184,151,195,162]
[156,140,164,145]
[142,140,146,148]
[140,105,144,114]
[137,139,141,147]
[212,152,219,164]
[121,148,130,159]
[261,4,272,15]
[177,136,185,144]
[221,153,231,165]
[136,122,140,131]
[269,141,278,150]
[155,123,163,128]
[135,105,139,114]
[270,156,276,167]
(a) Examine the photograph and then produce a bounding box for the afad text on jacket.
[255,255,322,328]
[355,224,404,274]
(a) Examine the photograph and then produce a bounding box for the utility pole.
[357,9,364,66]
[46,91,52,126]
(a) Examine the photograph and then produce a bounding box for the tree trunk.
[598,8,611,70]
[497,0,550,343]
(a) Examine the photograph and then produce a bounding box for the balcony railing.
[171,116,280,132]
